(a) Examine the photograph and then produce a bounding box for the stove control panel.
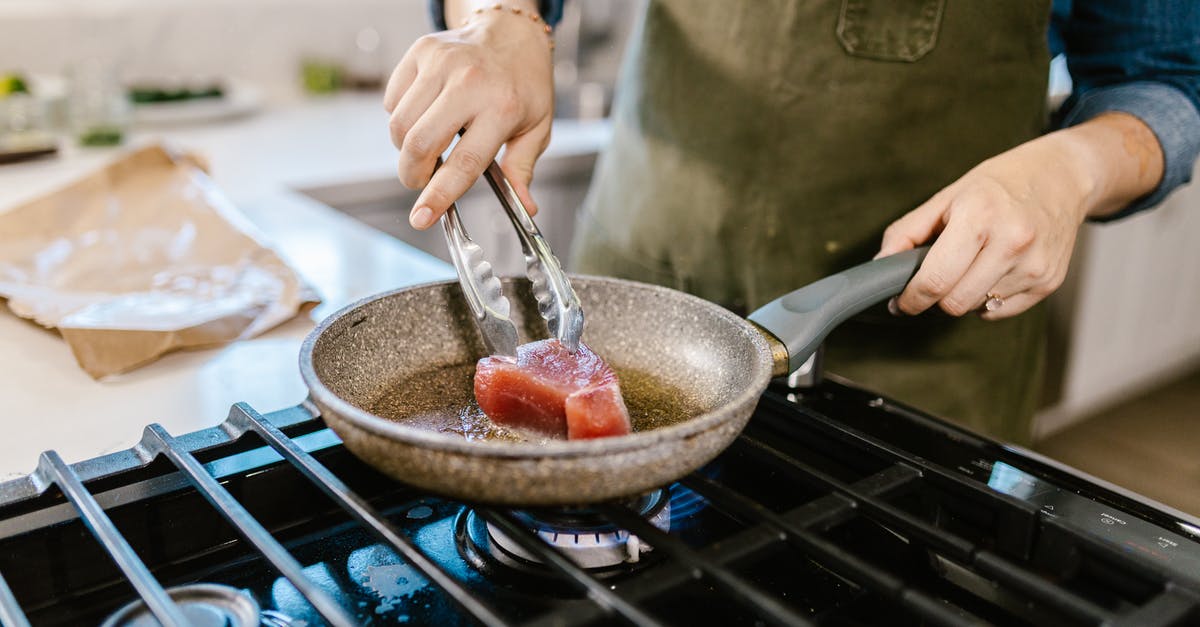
[985,460,1200,585]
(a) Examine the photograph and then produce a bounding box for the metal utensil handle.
[482,161,584,353]
[747,247,929,373]
[438,161,519,357]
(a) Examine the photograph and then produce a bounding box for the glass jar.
[68,61,131,147]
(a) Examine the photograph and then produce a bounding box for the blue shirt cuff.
[1059,82,1200,222]
[427,1,563,30]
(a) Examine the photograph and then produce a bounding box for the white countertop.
[0,93,609,480]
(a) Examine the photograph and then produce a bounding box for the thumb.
[875,193,951,259]
[499,126,548,216]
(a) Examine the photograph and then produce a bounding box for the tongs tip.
[439,158,585,358]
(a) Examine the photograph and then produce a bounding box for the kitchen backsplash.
[0,0,637,104]
[1,0,440,101]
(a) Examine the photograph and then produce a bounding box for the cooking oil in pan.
[367,363,702,442]
[618,367,704,432]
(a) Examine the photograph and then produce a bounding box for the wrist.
[453,2,553,51]
[1040,129,1103,224]
[1058,112,1165,219]
[460,16,555,73]
[446,0,539,30]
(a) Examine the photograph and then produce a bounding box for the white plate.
[132,79,261,127]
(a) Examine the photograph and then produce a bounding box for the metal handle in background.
[747,247,929,374]
[483,161,585,353]
[438,170,519,357]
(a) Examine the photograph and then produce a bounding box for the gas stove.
[0,377,1198,626]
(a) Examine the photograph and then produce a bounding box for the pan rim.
[298,275,774,459]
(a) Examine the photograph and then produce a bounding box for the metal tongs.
[439,159,584,357]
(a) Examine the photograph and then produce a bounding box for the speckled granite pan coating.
[299,276,774,506]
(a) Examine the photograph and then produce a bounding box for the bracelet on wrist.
[459,3,555,51]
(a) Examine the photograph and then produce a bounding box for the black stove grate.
[0,565,25,627]
[0,384,1198,626]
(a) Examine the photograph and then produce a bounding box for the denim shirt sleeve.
[1053,0,1200,221]
[427,0,564,30]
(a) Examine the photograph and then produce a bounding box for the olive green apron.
[570,0,1052,443]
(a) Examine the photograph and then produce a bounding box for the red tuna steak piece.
[564,382,631,440]
[474,339,632,439]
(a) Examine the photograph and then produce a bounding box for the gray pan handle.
[746,247,929,374]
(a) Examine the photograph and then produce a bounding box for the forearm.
[1054,0,1200,220]
[1053,111,1165,220]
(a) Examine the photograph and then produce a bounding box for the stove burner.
[100,583,260,627]
[459,489,670,574]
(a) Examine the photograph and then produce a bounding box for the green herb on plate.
[78,126,124,146]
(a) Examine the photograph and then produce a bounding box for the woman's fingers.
[383,62,417,114]
[395,94,471,195]
[410,118,511,229]
[978,291,1042,320]
[498,122,551,216]
[383,37,428,113]
[978,253,1068,320]
[387,75,442,161]
[933,248,1012,316]
[893,203,986,315]
[875,188,953,259]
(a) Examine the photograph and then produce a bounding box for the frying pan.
[299,247,927,506]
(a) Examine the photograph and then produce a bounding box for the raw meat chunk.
[474,339,632,439]
[564,383,630,440]
[471,361,570,437]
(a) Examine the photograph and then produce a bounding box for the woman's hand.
[384,1,554,229]
[877,112,1164,320]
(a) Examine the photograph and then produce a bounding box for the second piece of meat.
[474,339,633,440]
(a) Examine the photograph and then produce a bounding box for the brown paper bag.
[0,144,319,378]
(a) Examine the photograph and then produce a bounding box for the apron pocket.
[837,0,945,62]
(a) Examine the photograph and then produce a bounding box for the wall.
[1035,175,1200,438]
[0,0,432,101]
[0,0,637,104]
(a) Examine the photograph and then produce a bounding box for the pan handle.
[746,247,929,374]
